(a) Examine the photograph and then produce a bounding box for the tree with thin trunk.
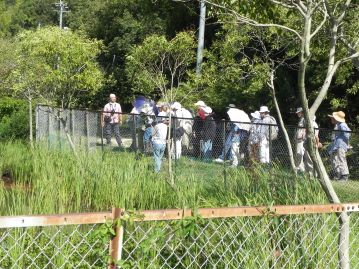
[5,26,105,153]
[126,32,196,185]
[204,0,359,267]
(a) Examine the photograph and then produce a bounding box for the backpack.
[269,116,279,140]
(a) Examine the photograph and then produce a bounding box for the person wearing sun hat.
[201,106,217,161]
[258,105,278,164]
[328,111,351,180]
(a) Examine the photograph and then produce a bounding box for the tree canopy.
[0,0,358,127]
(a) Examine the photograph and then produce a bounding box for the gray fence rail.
[35,105,359,179]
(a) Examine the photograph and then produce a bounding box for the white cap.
[259,106,270,113]
[251,111,261,119]
[110,94,116,98]
[202,106,212,114]
[194,100,206,107]
[171,102,182,110]
[295,107,303,114]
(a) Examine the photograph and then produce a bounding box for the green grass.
[0,141,338,216]
[0,141,358,268]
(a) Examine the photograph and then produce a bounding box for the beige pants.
[295,141,314,176]
[330,148,349,178]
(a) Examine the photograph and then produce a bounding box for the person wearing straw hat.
[151,112,169,172]
[258,106,278,164]
[102,94,123,147]
[328,111,351,181]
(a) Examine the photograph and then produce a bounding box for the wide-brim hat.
[328,111,345,123]
[259,106,270,113]
[251,111,261,120]
[171,102,182,110]
[202,106,212,114]
[194,100,206,107]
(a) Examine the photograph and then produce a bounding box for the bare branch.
[310,3,328,38]
[204,0,303,40]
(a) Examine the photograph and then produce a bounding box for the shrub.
[0,97,30,141]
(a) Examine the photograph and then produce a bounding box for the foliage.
[7,26,105,108]
[0,97,29,141]
[126,31,197,103]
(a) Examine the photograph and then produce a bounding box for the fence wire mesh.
[0,224,109,269]
[121,213,359,269]
[0,208,358,269]
[35,105,359,181]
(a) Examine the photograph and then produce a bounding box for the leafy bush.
[0,97,30,141]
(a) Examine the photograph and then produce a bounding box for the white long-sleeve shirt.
[152,123,168,145]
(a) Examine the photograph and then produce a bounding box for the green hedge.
[0,97,30,141]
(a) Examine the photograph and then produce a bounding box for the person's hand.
[316,142,323,149]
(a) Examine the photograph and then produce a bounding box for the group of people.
[102,94,352,180]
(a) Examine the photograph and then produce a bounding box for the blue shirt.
[231,124,249,143]
[328,123,351,154]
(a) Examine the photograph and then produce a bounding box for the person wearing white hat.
[201,106,217,160]
[248,111,262,164]
[194,100,206,110]
[152,112,169,172]
[102,94,123,147]
[170,102,193,159]
[258,106,278,164]
[328,111,351,180]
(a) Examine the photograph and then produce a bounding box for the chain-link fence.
[0,212,112,268]
[1,204,359,268]
[36,105,359,180]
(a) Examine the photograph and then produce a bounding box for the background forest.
[0,0,358,141]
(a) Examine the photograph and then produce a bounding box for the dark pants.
[105,123,122,146]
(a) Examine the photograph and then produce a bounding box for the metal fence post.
[35,105,39,143]
[85,110,90,151]
[57,109,61,149]
[174,117,177,168]
[269,123,272,164]
[222,119,227,187]
[132,114,137,152]
[109,208,124,269]
[47,107,51,148]
[100,111,104,153]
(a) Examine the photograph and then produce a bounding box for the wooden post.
[109,208,124,269]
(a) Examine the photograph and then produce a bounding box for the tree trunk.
[298,14,349,269]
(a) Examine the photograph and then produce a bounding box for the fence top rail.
[36,104,359,133]
[133,203,359,222]
[0,211,112,228]
[1,203,358,228]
